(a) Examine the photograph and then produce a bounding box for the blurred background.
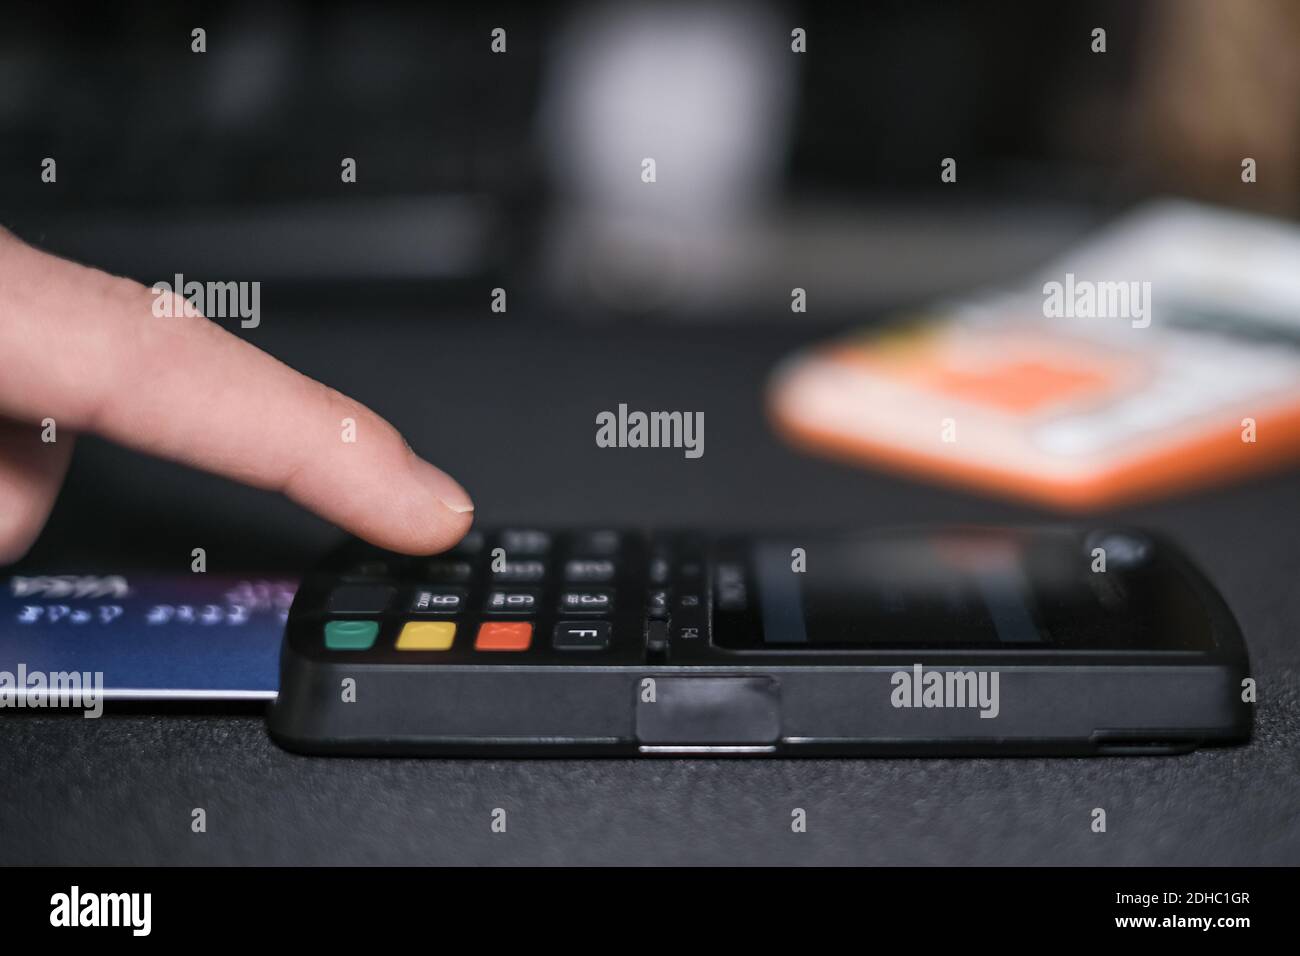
[2,0,1299,567]
[3,0,1298,321]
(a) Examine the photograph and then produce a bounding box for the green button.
[324,620,379,650]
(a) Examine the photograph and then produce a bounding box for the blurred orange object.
[770,314,1300,510]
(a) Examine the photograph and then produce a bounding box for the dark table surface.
[3,311,1298,865]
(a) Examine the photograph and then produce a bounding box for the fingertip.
[424,503,477,554]
[0,421,75,566]
[412,456,474,515]
[362,455,475,556]
[370,501,475,557]
[0,533,35,567]
[0,485,53,565]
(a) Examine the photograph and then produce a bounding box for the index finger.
[0,230,474,555]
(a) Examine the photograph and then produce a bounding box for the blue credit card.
[0,572,293,699]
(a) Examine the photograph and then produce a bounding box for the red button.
[475,621,533,651]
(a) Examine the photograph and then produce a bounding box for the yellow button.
[397,621,456,651]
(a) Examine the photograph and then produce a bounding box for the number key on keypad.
[492,559,546,583]
[426,559,473,583]
[564,559,615,582]
[450,530,485,554]
[572,530,621,555]
[499,530,551,555]
[409,589,466,614]
[485,589,540,614]
[559,589,614,613]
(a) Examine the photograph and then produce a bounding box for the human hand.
[0,228,474,563]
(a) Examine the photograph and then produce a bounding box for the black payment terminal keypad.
[290,529,714,666]
[271,528,730,754]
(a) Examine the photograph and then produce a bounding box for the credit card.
[0,571,293,700]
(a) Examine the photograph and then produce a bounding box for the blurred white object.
[1034,199,1300,335]
[538,1,796,311]
[541,1,792,219]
